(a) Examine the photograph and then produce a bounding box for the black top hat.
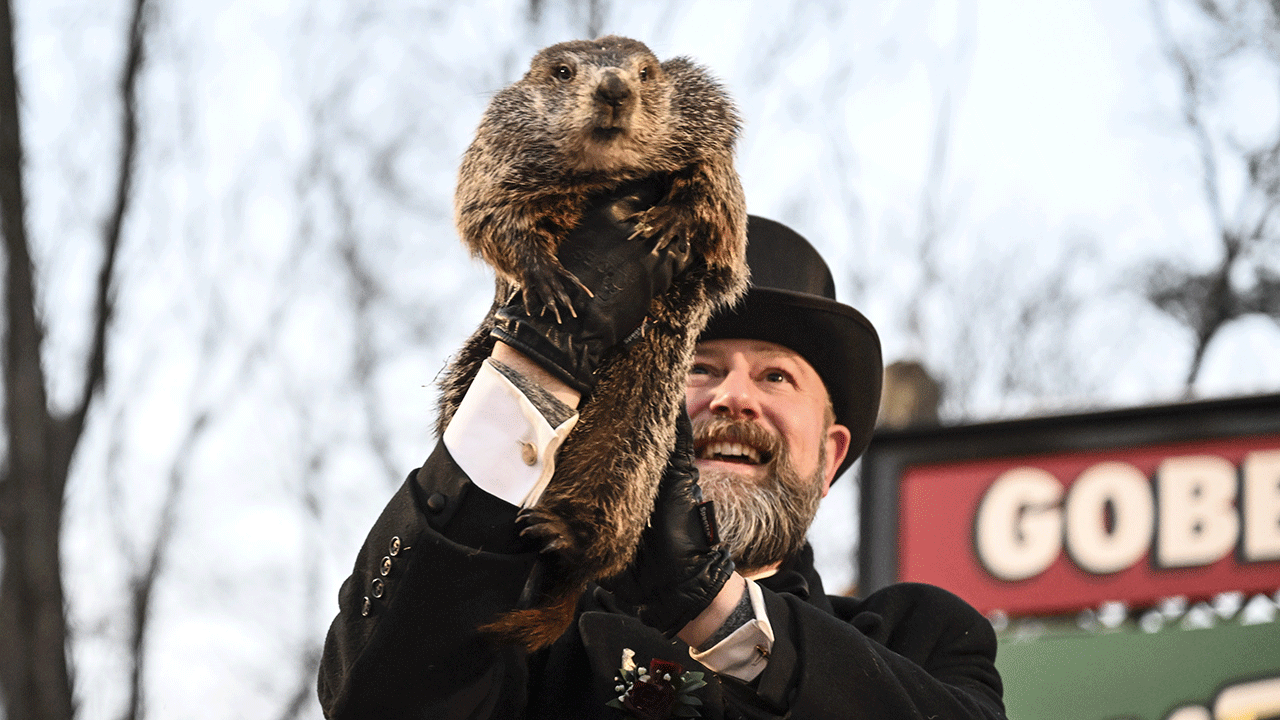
[699,216,883,480]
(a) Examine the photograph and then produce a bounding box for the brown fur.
[437,36,748,651]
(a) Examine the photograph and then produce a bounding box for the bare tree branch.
[1143,0,1280,391]
[72,0,150,439]
[274,646,324,720]
[904,90,954,350]
[273,442,327,720]
[1154,0,1230,240]
[320,156,402,487]
[119,409,208,720]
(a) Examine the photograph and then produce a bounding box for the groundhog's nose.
[594,72,632,107]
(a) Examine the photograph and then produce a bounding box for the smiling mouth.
[697,441,771,466]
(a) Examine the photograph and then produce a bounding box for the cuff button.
[389,536,401,556]
[380,556,392,576]
[371,578,385,598]
[520,441,538,466]
[361,597,372,617]
[426,493,447,512]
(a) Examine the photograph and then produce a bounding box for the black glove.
[490,178,692,394]
[604,409,736,636]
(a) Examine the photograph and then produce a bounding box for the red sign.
[898,434,1280,616]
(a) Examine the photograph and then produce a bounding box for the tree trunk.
[0,0,76,715]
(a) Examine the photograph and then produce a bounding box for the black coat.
[318,443,1007,719]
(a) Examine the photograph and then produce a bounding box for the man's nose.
[708,369,761,419]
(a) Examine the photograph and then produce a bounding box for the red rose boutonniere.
[607,648,707,719]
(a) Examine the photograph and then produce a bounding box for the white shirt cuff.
[688,579,774,682]
[442,359,578,508]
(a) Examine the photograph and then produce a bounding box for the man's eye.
[689,364,711,376]
[765,371,787,383]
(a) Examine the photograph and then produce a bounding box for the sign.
[859,393,1280,720]
[898,435,1280,615]
[996,617,1280,720]
[860,393,1280,610]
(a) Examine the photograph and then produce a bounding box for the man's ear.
[821,423,852,497]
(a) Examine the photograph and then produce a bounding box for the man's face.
[684,339,852,574]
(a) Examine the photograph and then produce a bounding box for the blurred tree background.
[0,0,1276,717]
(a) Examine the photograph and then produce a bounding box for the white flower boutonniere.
[607,648,707,719]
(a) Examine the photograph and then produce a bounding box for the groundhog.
[437,35,748,652]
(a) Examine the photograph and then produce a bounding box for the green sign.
[998,607,1280,720]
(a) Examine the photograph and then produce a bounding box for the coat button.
[371,578,385,598]
[361,597,371,616]
[426,493,447,512]
[380,556,392,576]
[389,536,401,556]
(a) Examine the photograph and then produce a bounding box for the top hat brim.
[699,286,883,481]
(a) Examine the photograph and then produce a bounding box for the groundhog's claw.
[520,262,589,325]
[629,204,696,255]
[518,507,581,559]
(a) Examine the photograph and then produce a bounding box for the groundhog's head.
[520,35,671,173]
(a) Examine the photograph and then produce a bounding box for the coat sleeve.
[721,582,1006,719]
[317,442,538,720]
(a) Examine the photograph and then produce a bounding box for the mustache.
[692,417,824,575]
[691,416,784,465]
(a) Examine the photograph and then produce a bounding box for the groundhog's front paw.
[629,205,696,254]
[520,255,590,325]
[517,507,584,561]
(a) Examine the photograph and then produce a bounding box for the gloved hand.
[604,409,736,636]
[490,178,693,394]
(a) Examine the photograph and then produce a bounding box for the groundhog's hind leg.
[480,507,586,652]
[516,506,581,556]
[480,583,583,653]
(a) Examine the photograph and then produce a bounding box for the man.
[318,189,1006,719]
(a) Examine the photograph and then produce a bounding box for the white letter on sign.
[1156,455,1239,568]
[1243,449,1280,562]
[1065,461,1154,574]
[976,467,1063,581]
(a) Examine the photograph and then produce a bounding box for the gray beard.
[694,418,826,576]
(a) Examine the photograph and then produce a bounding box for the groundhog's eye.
[639,67,650,81]
[555,64,574,81]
